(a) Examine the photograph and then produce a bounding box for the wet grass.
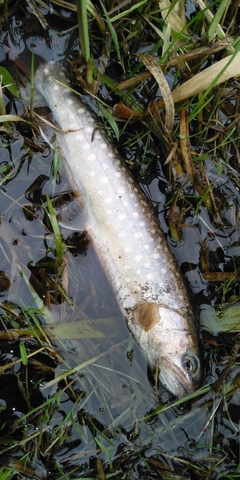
[0,0,239,479]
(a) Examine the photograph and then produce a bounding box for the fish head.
[155,305,202,397]
[130,302,203,398]
[156,339,202,398]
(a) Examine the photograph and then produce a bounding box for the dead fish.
[35,62,203,397]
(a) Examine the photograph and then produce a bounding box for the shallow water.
[0,2,239,479]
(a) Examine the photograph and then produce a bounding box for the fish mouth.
[159,358,200,398]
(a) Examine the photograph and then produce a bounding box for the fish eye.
[182,355,199,375]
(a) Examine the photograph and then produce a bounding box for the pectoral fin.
[133,302,160,331]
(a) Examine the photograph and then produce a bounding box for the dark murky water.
[0,2,239,479]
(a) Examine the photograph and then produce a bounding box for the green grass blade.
[207,0,231,42]
[110,0,147,22]
[76,0,90,62]
[0,66,19,97]
[29,52,35,119]
[19,341,28,365]
[46,194,65,268]
[100,0,121,62]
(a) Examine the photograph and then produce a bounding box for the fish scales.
[35,63,202,397]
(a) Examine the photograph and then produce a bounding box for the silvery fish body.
[35,62,202,397]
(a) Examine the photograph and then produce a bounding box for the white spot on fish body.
[139,221,145,227]
[118,188,125,195]
[117,231,126,238]
[132,212,139,218]
[100,177,108,184]
[67,98,74,105]
[78,107,86,114]
[118,213,126,221]
[89,153,97,161]
[153,252,160,259]
[77,132,84,141]
[53,84,59,91]
[135,254,142,262]
[123,201,129,207]
[94,131,102,140]
[146,273,154,280]
[80,142,88,150]
[86,126,93,134]
[115,172,121,178]
[105,197,113,204]
[100,143,107,149]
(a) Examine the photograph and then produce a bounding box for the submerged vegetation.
[0,0,239,478]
